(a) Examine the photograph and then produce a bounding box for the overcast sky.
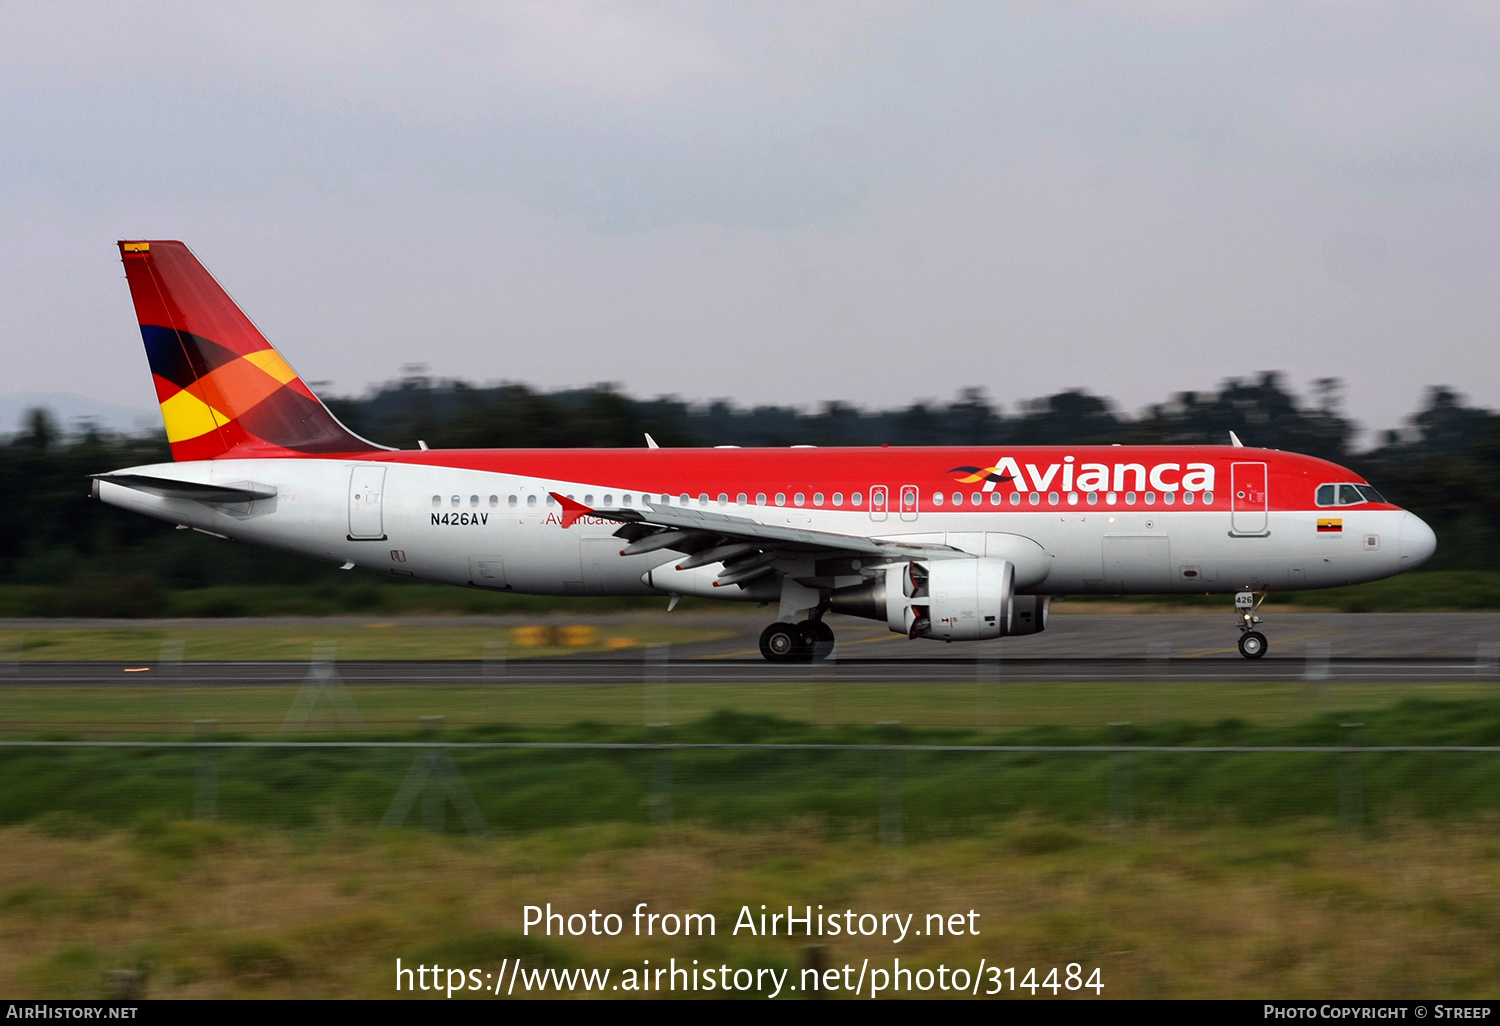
[3,1,1498,441]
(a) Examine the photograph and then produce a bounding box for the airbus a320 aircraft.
[94,241,1436,661]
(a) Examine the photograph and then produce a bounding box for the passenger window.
[470,495,479,508]
[953,491,963,506]
[1048,492,1059,505]
[775,493,786,506]
[1203,491,1213,505]
[1182,492,1194,505]
[1125,492,1136,505]
[507,495,517,508]
[852,492,863,506]
[526,495,537,508]
[990,492,1001,506]
[699,493,709,506]
[546,495,556,506]
[813,492,824,506]
[737,493,747,505]
[1087,492,1098,506]
[431,495,441,508]
[1010,493,1021,506]
[717,493,727,505]
[832,493,843,506]
[932,492,944,506]
[757,493,767,506]
[622,495,633,506]
[489,495,498,507]
[603,494,613,506]
[1144,492,1156,505]
[1028,492,1040,506]
[451,495,460,507]
[794,493,805,506]
[1163,492,1175,506]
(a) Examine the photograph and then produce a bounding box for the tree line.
[2,373,1495,606]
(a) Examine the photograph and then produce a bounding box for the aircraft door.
[899,484,920,522]
[348,466,386,540]
[869,485,888,522]
[1231,462,1268,535]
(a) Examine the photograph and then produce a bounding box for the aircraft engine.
[1007,595,1050,636]
[832,558,1015,640]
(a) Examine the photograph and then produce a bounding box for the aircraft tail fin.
[117,240,387,460]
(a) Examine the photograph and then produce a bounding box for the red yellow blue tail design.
[118,241,385,461]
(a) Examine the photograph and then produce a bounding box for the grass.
[4,676,1500,736]
[5,699,1500,831]
[3,816,1499,998]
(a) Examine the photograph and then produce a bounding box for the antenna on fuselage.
[1229,431,1245,447]
[645,433,660,449]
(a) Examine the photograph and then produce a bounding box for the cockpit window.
[1317,482,1386,506]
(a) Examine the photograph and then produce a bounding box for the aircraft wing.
[550,492,969,588]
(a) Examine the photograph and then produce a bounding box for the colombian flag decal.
[1317,518,1343,533]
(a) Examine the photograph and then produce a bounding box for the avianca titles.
[93,240,1436,661]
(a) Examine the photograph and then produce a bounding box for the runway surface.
[4,614,1499,685]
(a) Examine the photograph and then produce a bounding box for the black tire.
[759,622,800,662]
[807,620,835,662]
[1238,631,1268,659]
[791,619,834,662]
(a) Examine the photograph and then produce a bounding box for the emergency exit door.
[1231,462,1268,535]
[348,466,387,540]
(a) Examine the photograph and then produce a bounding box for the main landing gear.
[1235,590,1268,659]
[759,619,835,663]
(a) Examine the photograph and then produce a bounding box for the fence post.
[1340,722,1364,829]
[879,722,903,845]
[1109,722,1133,827]
[482,638,508,724]
[975,649,1000,728]
[281,642,365,732]
[381,716,489,837]
[1303,642,1331,683]
[193,719,218,820]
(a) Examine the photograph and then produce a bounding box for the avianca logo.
[950,456,1216,493]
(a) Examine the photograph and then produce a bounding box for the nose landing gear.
[1235,590,1268,659]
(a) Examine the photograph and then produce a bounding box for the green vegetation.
[5,699,1500,832]
[7,817,1500,998]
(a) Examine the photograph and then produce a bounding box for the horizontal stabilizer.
[92,473,277,503]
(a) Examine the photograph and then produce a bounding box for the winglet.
[550,492,593,528]
[1229,430,1245,447]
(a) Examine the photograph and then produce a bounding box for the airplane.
[93,240,1437,662]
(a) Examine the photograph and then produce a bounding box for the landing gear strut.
[758,619,836,663]
[1235,590,1268,659]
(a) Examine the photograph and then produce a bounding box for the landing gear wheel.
[759,622,800,662]
[798,620,835,662]
[1238,631,1268,659]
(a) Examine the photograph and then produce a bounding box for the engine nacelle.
[1007,595,1050,636]
[846,558,1015,640]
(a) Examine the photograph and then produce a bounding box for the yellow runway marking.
[1181,628,1345,659]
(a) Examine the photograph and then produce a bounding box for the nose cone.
[1399,513,1437,568]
